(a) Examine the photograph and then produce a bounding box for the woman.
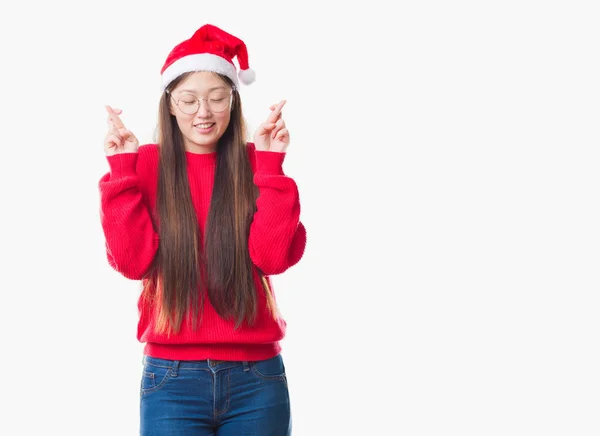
[98,24,306,435]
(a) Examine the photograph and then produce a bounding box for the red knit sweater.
[98,142,306,361]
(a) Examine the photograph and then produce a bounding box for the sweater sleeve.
[248,149,307,275]
[98,152,159,280]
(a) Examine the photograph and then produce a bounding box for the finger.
[107,119,121,137]
[274,128,289,142]
[105,107,124,130]
[107,117,119,131]
[118,128,137,143]
[105,106,122,116]
[106,114,123,133]
[105,105,126,129]
[266,100,286,123]
[255,122,276,137]
[267,108,282,126]
[105,133,123,148]
[271,118,286,138]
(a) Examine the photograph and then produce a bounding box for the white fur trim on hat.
[161,53,239,89]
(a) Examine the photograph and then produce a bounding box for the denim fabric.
[140,354,291,435]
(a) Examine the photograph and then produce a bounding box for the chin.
[186,131,214,145]
[188,137,218,148]
[197,137,218,147]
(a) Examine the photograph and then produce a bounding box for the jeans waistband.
[143,355,252,371]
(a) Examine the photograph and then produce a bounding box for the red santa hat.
[160,24,255,89]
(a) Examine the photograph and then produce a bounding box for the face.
[169,71,233,153]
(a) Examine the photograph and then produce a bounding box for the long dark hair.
[142,72,263,335]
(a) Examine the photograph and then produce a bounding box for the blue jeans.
[139,354,291,435]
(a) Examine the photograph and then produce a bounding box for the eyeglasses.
[170,91,234,115]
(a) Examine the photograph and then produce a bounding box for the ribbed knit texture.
[98,143,306,361]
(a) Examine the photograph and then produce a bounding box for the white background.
[1,1,599,435]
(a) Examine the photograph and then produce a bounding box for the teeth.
[196,123,214,129]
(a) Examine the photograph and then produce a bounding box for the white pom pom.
[238,68,256,85]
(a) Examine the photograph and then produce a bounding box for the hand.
[253,100,290,153]
[104,105,140,156]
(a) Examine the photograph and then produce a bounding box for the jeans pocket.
[140,363,172,396]
[251,354,287,384]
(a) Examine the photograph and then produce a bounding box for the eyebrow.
[177,86,228,94]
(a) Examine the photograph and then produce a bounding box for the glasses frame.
[168,89,235,115]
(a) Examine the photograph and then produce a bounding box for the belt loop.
[171,360,180,377]
[242,361,250,372]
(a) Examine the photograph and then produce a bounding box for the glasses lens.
[206,94,231,113]
[177,95,199,115]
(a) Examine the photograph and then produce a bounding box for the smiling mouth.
[195,123,215,130]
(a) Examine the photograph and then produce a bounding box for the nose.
[196,99,211,117]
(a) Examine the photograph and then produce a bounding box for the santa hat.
[160,24,255,90]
